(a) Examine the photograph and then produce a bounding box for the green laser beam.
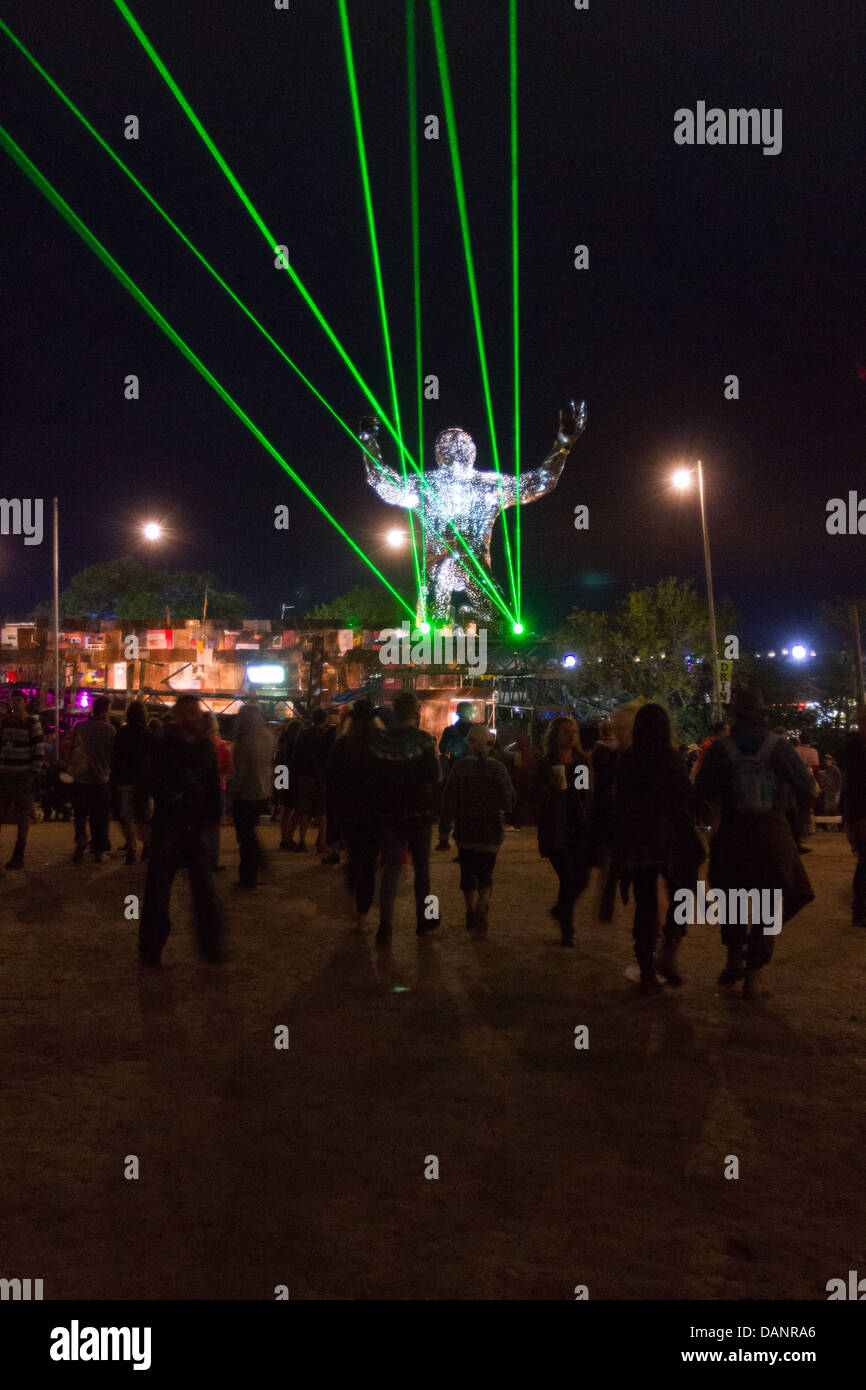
[428,0,519,617]
[509,0,521,619]
[0,124,418,620]
[407,0,426,609]
[2,11,513,624]
[0,20,405,507]
[110,0,415,468]
[106,0,507,617]
[337,0,424,613]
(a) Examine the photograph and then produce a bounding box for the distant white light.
[143,522,162,541]
[672,469,692,490]
[768,651,776,658]
[386,528,406,548]
[562,654,577,669]
[247,664,285,684]
[791,644,807,661]
[781,648,789,656]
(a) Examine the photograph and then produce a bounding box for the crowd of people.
[1,685,864,994]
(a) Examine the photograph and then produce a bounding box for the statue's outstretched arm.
[359,415,419,508]
[493,400,587,508]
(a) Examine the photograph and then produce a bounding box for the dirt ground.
[1,818,863,1301]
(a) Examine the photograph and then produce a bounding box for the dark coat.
[614,745,702,883]
[134,727,221,828]
[532,753,592,861]
[694,723,814,922]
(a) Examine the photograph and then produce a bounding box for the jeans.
[630,865,685,973]
[71,781,111,853]
[139,821,225,963]
[233,798,265,885]
[345,821,381,914]
[549,848,589,937]
[380,821,433,929]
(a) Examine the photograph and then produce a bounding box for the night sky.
[3,0,863,647]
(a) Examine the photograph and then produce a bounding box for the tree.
[37,556,250,623]
[556,578,740,741]
[306,584,402,629]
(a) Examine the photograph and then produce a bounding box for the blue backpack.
[722,733,779,815]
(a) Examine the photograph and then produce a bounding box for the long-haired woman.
[532,716,592,946]
[613,702,701,994]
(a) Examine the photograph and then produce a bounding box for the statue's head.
[434,428,476,473]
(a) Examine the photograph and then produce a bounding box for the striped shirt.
[0,714,45,775]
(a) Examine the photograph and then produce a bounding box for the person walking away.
[531,716,592,947]
[0,689,44,869]
[327,700,383,929]
[231,704,274,889]
[504,734,537,827]
[110,701,149,863]
[817,753,842,825]
[442,723,515,936]
[202,712,233,869]
[370,690,442,948]
[320,708,343,865]
[695,687,814,999]
[613,703,702,994]
[134,694,225,966]
[795,731,820,845]
[292,707,330,852]
[435,700,474,851]
[838,705,866,926]
[68,695,116,864]
[693,720,729,778]
[274,716,302,849]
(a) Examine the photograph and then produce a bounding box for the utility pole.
[849,601,865,712]
[696,460,722,721]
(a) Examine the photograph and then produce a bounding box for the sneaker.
[124,849,137,865]
[375,925,392,949]
[434,842,450,852]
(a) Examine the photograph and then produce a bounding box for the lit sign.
[246,665,286,685]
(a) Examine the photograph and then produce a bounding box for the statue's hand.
[558,399,587,448]
[359,414,379,438]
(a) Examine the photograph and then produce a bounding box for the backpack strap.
[755,732,779,765]
[722,732,778,765]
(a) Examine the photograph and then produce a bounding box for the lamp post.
[673,460,722,721]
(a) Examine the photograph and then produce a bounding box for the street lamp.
[386,528,406,549]
[671,460,722,721]
[143,521,162,541]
